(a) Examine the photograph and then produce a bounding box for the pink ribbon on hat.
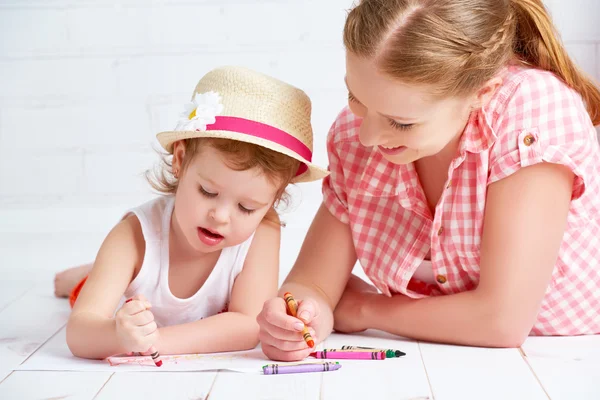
[206,116,310,175]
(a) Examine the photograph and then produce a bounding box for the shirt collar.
[459,108,497,154]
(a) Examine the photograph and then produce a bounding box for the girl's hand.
[115,294,159,353]
[257,297,320,362]
[333,274,378,334]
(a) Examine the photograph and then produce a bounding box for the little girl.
[57,66,327,359]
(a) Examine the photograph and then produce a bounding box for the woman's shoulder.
[327,106,363,145]
[490,65,591,129]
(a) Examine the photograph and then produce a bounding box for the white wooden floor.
[0,281,599,399]
[0,227,598,399]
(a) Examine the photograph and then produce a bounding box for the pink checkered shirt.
[322,65,600,335]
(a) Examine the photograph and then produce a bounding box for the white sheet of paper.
[17,327,271,373]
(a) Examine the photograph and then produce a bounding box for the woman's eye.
[388,119,414,131]
[238,204,255,214]
[199,185,217,197]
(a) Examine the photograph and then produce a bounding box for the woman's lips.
[377,145,408,156]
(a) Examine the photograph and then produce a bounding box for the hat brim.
[156,130,329,183]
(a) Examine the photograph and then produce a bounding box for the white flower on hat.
[175,91,224,131]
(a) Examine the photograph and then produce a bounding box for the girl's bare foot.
[54,263,93,298]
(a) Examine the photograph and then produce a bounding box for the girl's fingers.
[138,321,158,337]
[131,310,155,326]
[124,299,148,316]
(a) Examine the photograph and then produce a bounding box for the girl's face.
[171,142,281,254]
[345,52,495,164]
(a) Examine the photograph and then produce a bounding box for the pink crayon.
[309,350,386,360]
[125,298,162,367]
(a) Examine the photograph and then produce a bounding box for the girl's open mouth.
[197,227,224,246]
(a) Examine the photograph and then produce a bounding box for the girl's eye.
[199,185,217,197]
[348,92,357,103]
[238,204,255,214]
[388,119,414,131]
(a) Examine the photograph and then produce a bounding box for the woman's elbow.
[485,314,531,348]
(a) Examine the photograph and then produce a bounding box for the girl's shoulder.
[98,212,146,277]
[123,195,174,243]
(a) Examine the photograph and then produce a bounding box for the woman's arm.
[336,162,574,347]
[155,217,281,354]
[256,203,359,361]
[279,204,358,339]
[66,215,145,358]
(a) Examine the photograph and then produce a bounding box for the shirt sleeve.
[321,112,351,224]
[488,70,598,200]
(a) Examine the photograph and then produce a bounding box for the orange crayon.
[283,292,315,348]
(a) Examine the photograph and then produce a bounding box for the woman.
[256,0,600,361]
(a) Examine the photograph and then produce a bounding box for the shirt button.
[523,134,536,146]
[446,180,451,189]
[436,275,447,284]
[437,227,444,236]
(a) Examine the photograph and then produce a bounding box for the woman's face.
[345,52,485,164]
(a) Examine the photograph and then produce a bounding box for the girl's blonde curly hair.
[146,137,301,225]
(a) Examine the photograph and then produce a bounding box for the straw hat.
[157,66,329,183]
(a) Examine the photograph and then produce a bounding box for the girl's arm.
[66,215,146,358]
[337,162,574,347]
[154,216,281,354]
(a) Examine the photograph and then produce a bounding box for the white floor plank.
[320,330,432,400]
[522,335,600,400]
[526,357,600,400]
[209,370,322,400]
[420,342,548,400]
[522,335,600,360]
[0,284,31,313]
[0,283,70,381]
[0,371,111,400]
[95,371,218,400]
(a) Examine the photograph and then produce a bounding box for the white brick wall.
[1,0,598,278]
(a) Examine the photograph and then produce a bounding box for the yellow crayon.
[283,292,315,348]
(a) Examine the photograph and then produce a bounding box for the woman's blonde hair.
[146,138,300,224]
[343,0,600,125]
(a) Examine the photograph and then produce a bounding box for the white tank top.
[122,196,255,328]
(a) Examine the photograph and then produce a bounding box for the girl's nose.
[209,205,230,225]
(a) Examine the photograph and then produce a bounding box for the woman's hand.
[256,296,320,361]
[333,274,378,334]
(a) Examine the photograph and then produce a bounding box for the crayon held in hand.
[310,350,385,360]
[262,362,341,375]
[148,346,163,367]
[340,345,406,358]
[125,298,162,367]
[282,292,315,348]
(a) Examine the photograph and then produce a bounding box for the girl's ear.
[172,140,186,177]
[470,76,503,110]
